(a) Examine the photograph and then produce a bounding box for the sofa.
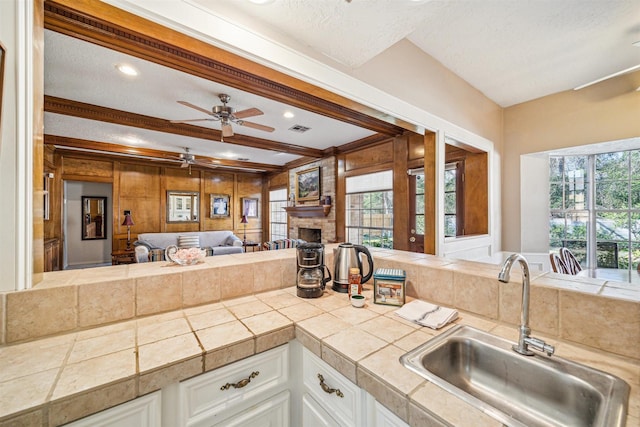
[134,231,243,261]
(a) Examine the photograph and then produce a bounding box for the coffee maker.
[296,243,331,298]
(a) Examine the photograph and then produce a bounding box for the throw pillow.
[178,235,200,249]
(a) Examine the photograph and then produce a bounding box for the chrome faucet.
[498,253,555,357]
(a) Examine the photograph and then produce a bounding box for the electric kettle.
[332,243,374,293]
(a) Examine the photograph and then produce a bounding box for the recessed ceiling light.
[116,64,138,76]
[283,111,295,119]
[247,0,274,4]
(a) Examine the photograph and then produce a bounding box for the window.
[346,170,393,248]
[444,162,463,237]
[269,188,288,241]
[549,150,640,270]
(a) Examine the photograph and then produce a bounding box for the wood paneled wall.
[45,151,264,250]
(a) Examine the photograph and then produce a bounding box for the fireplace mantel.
[284,205,331,218]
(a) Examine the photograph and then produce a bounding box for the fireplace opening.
[299,227,321,243]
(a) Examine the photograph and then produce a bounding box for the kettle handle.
[354,245,374,283]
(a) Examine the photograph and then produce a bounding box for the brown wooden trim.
[45,134,283,173]
[334,134,394,155]
[60,173,113,183]
[343,163,394,178]
[45,96,323,159]
[423,132,436,255]
[44,0,412,136]
[393,135,410,252]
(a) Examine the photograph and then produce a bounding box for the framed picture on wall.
[296,166,321,202]
[210,193,230,218]
[242,197,258,218]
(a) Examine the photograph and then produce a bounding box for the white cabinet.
[163,344,289,427]
[301,347,366,427]
[373,399,410,427]
[302,393,342,427]
[211,390,289,427]
[64,391,161,427]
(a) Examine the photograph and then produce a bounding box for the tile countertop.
[0,287,638,427]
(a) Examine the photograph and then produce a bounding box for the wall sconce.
[240,214,248,243]
[122,212,135,249]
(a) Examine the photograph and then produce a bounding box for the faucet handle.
[525,336,555,356]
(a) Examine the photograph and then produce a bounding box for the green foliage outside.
[549,151,640,269]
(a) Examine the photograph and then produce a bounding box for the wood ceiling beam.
[44,0,413,137]
[44,135,283,173]
[45,96,324,158]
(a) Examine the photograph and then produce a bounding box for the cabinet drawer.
[178,344,289,427]
[302,348,365,427]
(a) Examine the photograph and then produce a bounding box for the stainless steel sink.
[400,325,630,427]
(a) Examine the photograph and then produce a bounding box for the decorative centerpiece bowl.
[165,245,206,266]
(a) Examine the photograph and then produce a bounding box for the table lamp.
[122,212,135,249]
[240,214,248,243]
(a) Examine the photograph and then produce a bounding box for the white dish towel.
[395,300,458,330]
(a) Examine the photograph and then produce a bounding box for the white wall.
[0,1,33,292]
[64,181,113,268]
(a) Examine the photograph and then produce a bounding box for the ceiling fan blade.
[239,120,275,133]
[222,123,234,137]
[234,107,263,119]
[170,119,216,124]
[177,101,214,116]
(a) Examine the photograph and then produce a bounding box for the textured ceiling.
[197,0,640,107]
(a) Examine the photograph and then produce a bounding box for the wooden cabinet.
[65,391,161,427]
[44,238,60,272]
[162,344,290,427]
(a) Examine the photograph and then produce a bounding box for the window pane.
[415,214,424,235]
[549,157,563,182]
[415,175,425,194]
[596,151,628,180]
[595,181,629,209]
[631,150,640,176]
[444,193,456,214]
[346,188,393,249]
[564,182,587,210]
[549,183,563,209]
[444,215,456,237]
[444,169,456,192]
[632,180,640,209]
[549,212,565,249]
[415,194,424,215]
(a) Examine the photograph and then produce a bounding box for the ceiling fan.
[161,147,218,174]
[171,93,275,139]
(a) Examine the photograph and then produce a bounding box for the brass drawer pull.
[317,373,344,398]
[220,371,260,391]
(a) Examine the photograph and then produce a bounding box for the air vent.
[288,125,311,133]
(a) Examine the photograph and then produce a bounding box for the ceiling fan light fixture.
[283,111,295,119]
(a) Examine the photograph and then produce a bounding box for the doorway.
[63,181,112,269]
